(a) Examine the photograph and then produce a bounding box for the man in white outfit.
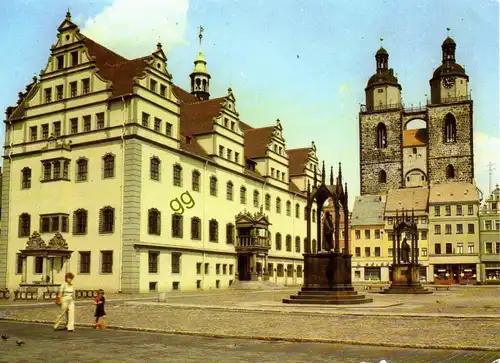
[53,272,76,332]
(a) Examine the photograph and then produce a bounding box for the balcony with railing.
[236,236,270,250]
[428,94,471,106]
[359,103,402,113]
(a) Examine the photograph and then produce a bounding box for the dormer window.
[231,121,235,130]
[224,118,229,127]
[235,152,239,164]
[274,145,277,152]
[160,84,166,97]
[227,149,232,159]
[278,147,282,154]
[44,88,52,103]
[277,171,280,179]
[219,146,224,157]
[271,168,275,177]
[150,79,157,92]
[71,51,78,66]
[56,55,64,70]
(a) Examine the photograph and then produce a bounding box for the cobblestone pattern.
[2,303,499,350]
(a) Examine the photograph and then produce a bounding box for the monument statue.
[323,211,334,251]
[401,238,410,263]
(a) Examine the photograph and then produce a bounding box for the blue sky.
[1,0,499,204]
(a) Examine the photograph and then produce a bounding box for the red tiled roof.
[180,136,211,160]
[180,98,225,137]
[243,126,274,159]
[403,128,427,147]
[83,36,151,97]
[287,148,309,176]
[172,85,198,104]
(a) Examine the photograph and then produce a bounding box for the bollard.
[158,292,167,303]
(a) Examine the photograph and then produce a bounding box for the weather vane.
[198,25,204,46]
[446,27,451,36]
[380,37,384,46]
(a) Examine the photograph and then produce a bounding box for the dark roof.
[180,98,225,137]
[172,85,198,104]
[287,148,309,176]
[442,36,456,46]
[243,126,275,159]
[376,47,388,56]
[366,70,401,89]
[432,63,467,79]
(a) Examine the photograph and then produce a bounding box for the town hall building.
[0,13,322,294]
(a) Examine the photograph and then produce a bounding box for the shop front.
[433,264,478,285]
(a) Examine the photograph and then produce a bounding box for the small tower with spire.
[190,26,211,101]
[364,37,402,110]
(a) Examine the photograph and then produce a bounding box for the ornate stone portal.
[19,231,73,289]
[283,163,373,304]
[233,209,272,283]
[380,209,432,294]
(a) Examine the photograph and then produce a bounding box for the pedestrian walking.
[53,272,76,332]
[93,289,106,329]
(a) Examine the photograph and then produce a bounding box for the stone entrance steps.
[283,288,373,305]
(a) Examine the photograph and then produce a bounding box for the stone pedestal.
[380,263,432,294]
[283,252,373,305]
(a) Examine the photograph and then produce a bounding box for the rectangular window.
[468,224,475,234]
[374,230,381,239]
[355,230,361,239]
[485,220,492,230]
[445,224,452,234]
[388,248,393,257]
[204,263,209,275]
[16,254,23,274]
[277,264,284,277]
[434,224,441,234]
[34,256,43,274]
[235,152,239,163]
[96,113,104,129]
[456,205,463,216]
[83,115,91,131]
[495,242,500,254]
[434,243,441,254]
[45,88,52,103]
[71,51,78,66]
[148,252,159,274]
[223,264,227,275]
[53,121,61,137]
[166,123,172,136]
[485,242,493,254]
[141,112,149,127]
[467,243,474,254]
[434,206,440,216]
[421,231,427,240]
[374,247,381,257]
[70,118,78,134]
[154,118,161,132]
[229,264,234,275]
[467,205,474,215]
[456,242,463,254]
[56,55,64,70]
[160,84,166,96]
[216,263,221,275]
[150,79,157,92]
[30,126,37,141]
[445,243,452,254]
[196,262,202,275]
[70,81,77,97]
[219,145,224,156]
[456,224,463,234]
[364,230,370,239]
[56,85,64,100]
[82,78,90,94]
[445,205,451,216]
[101,251,113,273]
[171,253,181,273]
[364,247,370,257]
[287,264,294,278]
[79,252,90,274]
[39,214,68,233]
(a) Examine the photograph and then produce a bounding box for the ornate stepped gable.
[6,12,318,194]
[25,232,47,250]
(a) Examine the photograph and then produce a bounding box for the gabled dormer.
[287,141,320,192]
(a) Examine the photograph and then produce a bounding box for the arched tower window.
[376,123,387,148]
[444,114,457,143]
[446,164,455,179]
[378,170,387,183]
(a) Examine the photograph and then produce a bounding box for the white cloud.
[81,0,189,59]
[473,131,500,196]
[338,82,350,95]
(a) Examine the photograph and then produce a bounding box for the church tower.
[359,40,403,195]
[190,26,211,101]
[427,30,473,184]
